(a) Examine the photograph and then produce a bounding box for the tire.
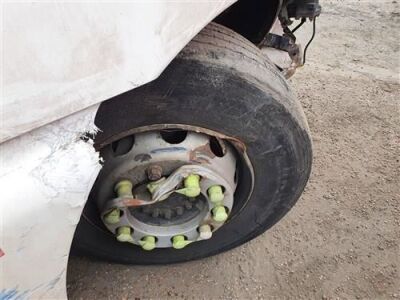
[72,22,312,264]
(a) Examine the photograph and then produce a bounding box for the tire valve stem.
[212,206,228,223]
[172,235,192,249]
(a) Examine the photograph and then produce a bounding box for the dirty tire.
[72,23,312,264]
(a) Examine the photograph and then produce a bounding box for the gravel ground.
[67,1,400,299]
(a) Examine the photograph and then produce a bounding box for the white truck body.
[0,2,234,298]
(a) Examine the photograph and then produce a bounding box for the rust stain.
[189,143,215,164]
[0,247,5,258]
[122,198,151,207]
[229,138,246,153]
[134,153,152,162]
[96,125,248,156]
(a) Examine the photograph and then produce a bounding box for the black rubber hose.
[302,17,317,65]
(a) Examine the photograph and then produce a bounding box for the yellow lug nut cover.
[208,185,224,203]
[147,177,166,194]
[172,235,192,249]
[184,174,200,187]
[176,174,201,197]
[199,224,213,240]
[212,206,228,222]
[139,236,156,251]
[114,180,133,198]
[104,208,120,224]
[116,226,134,243]
[179,186,201,198]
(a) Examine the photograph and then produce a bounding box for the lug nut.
[116,226,134,243]
[139,236,156,251]
[114,180,133,198]
[176,174,201,197]
[104,208,121,224]
[147,165,163,181]
[212,206,228,223]
[199,224,212,240]
[208,185,224,203]
[172,235,192,249]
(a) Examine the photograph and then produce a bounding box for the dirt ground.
[67,1,400,299]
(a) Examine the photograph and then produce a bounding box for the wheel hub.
[130,192,207,225]
[94,129,238,250]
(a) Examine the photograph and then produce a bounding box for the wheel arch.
[214,0,282,45]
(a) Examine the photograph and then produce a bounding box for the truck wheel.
[72,23,312,264]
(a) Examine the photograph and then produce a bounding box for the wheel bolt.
[116,226,134,243]
[142,205,151,214]
[208,185,224,203]
[163,208,173,220]
[104,208,121,224]
[139,236,156,251]
[195,201,203,210]
[199,224,212,240]
[176,206,184,216]
[172,235,192,249]
[147,165,163,181]
[114,180,133,198]
[152,208,161,218]
[184,201,193,210]
[212,206,228,223]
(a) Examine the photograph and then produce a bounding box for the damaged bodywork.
[1,2,235,298]
[1,0,320,298]
[1,1,235,143]
[0,106,100,298]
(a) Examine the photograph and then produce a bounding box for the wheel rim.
[90,126,254,250]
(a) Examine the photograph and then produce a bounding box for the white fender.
[0,1,235,298]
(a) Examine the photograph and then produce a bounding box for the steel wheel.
[91,127,253,250]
